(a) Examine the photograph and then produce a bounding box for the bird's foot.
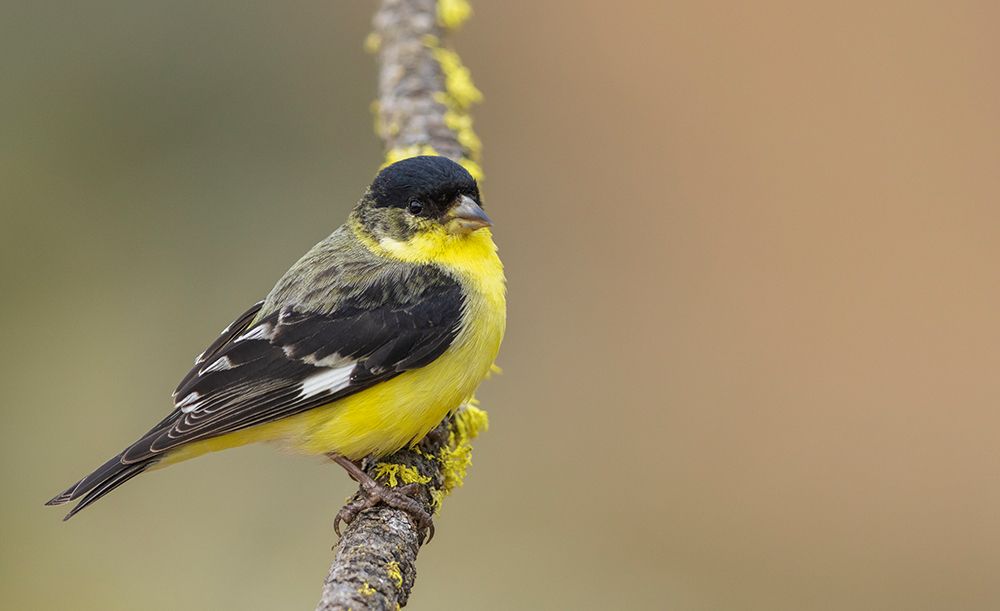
[329,454,434,542]
[334,480,435,542]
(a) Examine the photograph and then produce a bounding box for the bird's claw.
[334,480,435,543]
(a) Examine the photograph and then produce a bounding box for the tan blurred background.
[3,1,1000,609]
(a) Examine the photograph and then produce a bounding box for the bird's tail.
[45,453,159,520]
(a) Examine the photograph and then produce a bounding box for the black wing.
[48,270,464,516]
[44,300,269,515]
[122,272,464,462]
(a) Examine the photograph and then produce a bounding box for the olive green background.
[4,1,1000,609]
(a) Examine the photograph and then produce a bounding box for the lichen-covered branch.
[316,407,486,610]
[315,1,486,609]
[371,0,484,180]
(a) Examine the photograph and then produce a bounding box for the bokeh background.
[3,1,1000,609]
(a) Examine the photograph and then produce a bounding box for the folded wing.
[123,270,464,463]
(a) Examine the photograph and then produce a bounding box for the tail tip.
[45,485,79,507]
[45,495,70,507]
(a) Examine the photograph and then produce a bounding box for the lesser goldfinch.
[47,156,506,536]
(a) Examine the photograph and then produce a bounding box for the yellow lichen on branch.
[437,0,472,30]
[427,38,484,181]
[433,400,489,508]
[385,561,404,588]
[372,462,433,488]
[383,144,440,168]
[371,0,484,182]
[372,397,490,513]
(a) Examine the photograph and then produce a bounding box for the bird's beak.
[446,194,492,234]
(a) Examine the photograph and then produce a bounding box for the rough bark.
[315,1,474,609]
[316,424,450,610]
[372,0,465,160]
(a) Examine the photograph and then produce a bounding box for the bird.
[46,155,506,538]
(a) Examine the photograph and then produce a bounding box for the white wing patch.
[234,323,273,343]
[177,391,203,413]
[198,355,233,375]
[299,363,356,398]
[295,350,353,368]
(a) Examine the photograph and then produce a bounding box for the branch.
[316,1,485,609]
[317,407,489,610]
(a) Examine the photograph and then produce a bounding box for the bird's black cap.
[369,156,480,209]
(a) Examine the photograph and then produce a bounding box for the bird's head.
[352,156,492,254]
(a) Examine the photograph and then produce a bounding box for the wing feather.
[120,268,464,464]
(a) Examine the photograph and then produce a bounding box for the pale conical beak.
[447,194,492,234]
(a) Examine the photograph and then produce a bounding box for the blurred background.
[3,1,1000,609]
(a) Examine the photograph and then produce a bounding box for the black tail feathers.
[46,454,158,520]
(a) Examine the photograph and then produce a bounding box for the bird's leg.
[328,454,435,542]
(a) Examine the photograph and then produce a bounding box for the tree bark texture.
[373,0,465,160]
[316,424,450,611]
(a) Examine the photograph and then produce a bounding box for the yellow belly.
[160,229,505,465]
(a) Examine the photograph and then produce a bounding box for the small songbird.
[47,156,506,536]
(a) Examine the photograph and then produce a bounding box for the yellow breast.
[160,227,505,465]
[297,227,506,458]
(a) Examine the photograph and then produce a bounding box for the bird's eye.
[407,200,424,215]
